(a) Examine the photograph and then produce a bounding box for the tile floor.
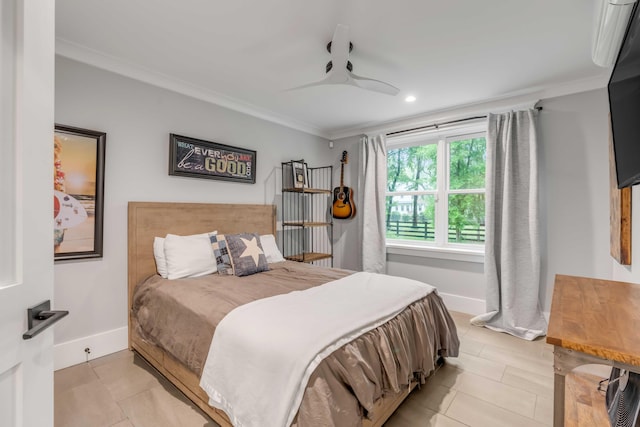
[54,311,560,427]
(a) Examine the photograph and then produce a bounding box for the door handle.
[22,300,69,340]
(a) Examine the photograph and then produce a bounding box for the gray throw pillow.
[226,233,269,277]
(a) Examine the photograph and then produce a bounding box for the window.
[385,123,486,252]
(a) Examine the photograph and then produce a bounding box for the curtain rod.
[386,106,543,137]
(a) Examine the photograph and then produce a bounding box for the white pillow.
[164,232,218,280]
[153,237,168,278]
[260,234,285,263]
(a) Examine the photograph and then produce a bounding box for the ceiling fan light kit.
[289,24,400,96]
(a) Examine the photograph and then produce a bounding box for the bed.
[128,201,459,426]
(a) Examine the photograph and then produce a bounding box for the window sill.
[386,243,484,264]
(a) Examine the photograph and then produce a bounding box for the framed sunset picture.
[54,124,106,261]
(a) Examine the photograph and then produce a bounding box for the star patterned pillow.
[226,233,269,277]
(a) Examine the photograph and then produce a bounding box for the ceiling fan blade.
[285,68,350,91]
[284,80,329,92]
[349,72,400,96]
[331,24,350,71]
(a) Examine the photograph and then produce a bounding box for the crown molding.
[328,73,611,140]
[55,38,330,139]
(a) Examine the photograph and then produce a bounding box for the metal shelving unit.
[281,160,333,267]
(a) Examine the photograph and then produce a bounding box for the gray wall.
[333,88,614,313]
[538,89,612,309]
[54,57,332,351]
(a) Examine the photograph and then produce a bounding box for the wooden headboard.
[127,202,276,341]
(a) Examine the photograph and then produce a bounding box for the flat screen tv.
[609,2,640,189]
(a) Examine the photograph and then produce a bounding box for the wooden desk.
[547,274,640,427]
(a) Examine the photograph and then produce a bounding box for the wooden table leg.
[553,372,565,427]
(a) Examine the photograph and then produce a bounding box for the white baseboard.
[439,292,485,316]
[54,326,128,371]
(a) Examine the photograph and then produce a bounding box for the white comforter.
[199,271,436,427]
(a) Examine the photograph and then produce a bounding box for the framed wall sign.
[54,124,106,261]
[169,134,256,184]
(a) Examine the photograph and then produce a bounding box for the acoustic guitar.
[333,151,356,219]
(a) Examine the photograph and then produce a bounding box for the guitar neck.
[340,162,345,191]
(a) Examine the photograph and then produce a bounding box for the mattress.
[131,261,459,425]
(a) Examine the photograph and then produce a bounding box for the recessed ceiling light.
[405,95,416,103]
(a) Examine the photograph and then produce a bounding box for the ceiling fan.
[288,24,400,96]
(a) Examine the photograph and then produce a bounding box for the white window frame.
[385,121,486,263]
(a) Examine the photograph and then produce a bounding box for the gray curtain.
[470,110,547,340]
[359,134,387,273]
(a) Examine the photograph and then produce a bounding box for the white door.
[0,0,56,426]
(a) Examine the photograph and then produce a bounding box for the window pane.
[449,137,486,190]
[386,195,435,241]
[448,194,485,243]
[387,145,437,192]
